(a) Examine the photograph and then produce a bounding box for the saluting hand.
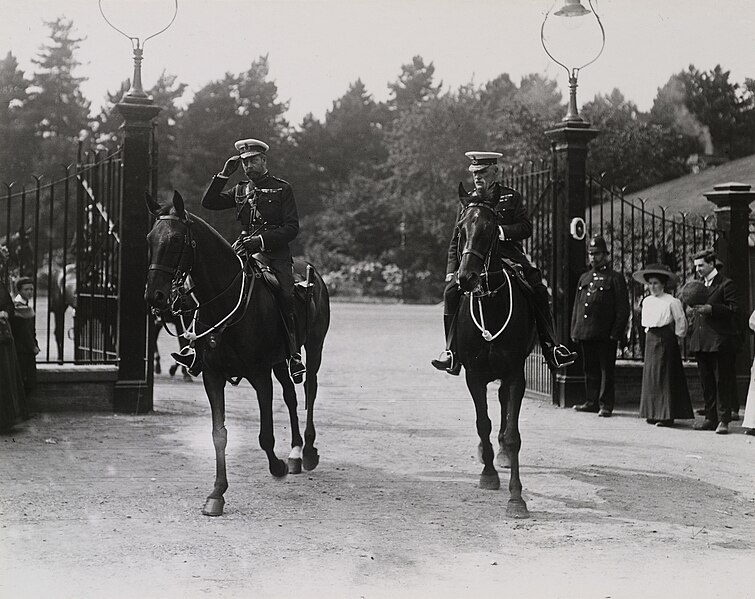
[220,156,241,177]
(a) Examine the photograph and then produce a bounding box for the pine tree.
[26,18,92,177]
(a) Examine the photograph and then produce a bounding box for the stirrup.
[431,349,459,374]
[288,354,306,384]
[546,345,576,369]
[171,346,201,377]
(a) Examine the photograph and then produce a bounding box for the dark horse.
[454,192,537,518]
[144,191,330,517]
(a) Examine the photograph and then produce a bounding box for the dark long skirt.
[0,336,28,431]
[639,324,693,421]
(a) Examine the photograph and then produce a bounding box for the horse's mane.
[159,204,233,253]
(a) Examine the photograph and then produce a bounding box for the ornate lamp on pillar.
[542,0,604,406]
[99,0,177,413]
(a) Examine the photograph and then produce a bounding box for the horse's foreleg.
[273,361,303,474]
[301,343,323,471]
[202,370,228,517]
[250,370,288,478]
[503,372,529,518]
[466,373,499,490]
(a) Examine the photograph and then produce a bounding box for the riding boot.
[171,342,202,377]
[431,312,461,375]
[283,311,306,384]
[531,282,577,370]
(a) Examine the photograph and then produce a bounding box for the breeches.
[270,258,295,315]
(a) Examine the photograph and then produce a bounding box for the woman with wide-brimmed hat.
[633,264,693,427]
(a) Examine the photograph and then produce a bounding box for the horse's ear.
[458,182,469,205]
[172,190,186,218]
[145,191,161,216]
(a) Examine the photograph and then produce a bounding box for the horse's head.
[456,182,499,292]
[144,190,194,311]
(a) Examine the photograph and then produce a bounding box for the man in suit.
[431,150,576,375]
[687,249,740,434]
[172,138,305,383]
[10,276,39,393]
[571,235,630,417]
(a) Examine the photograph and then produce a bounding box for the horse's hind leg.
[301,342,323,471]
[202,370,229,517]
[273,361,304,474]
[466,373,499,490]
[496,385,512,469]
[249,369,288,478]
[502,372,529,518]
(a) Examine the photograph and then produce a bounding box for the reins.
[457,202,514,341]
[149,213,252,342]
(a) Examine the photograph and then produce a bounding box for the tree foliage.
[3,21,755,301]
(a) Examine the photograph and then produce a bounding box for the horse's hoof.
[202,497,225,517]
[495,452,511,469]
[479,472,500,490]
[288,457,302,474]
[506,499,529,519]
[271,459,289,478]
[302,448,319,471]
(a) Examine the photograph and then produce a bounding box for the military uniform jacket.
[446,185,533,274]
[201,172,299,261]
[686,272,739,353]
[570,264,630,342]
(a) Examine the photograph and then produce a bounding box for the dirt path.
[2,303,754,598]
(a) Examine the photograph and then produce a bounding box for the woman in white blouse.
[633,264,694,427]
[742,309,755,435]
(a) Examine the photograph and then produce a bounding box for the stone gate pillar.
[113,97,161,413]
[545,121,599,407]
[703,182,755,406]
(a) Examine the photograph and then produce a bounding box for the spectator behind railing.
[0,245,29,431]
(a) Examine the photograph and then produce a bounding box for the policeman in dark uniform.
[570,235,630,416]
[431,151,577,374]
[171,138,306,383]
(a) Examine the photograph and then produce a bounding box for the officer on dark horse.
[172,138,306,383]
[431,151,576,374]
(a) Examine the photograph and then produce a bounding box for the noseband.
[148,214,196,290]
[458,202,498,267]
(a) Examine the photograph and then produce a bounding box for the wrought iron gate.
[74,151,122,363]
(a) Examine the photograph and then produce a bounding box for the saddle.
[249,253,311,301]
[496,258,534,296]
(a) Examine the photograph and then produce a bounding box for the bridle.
[148,215,196,295]
[457,202,500,290]
[456,201,514,341]
[148,213,251,341]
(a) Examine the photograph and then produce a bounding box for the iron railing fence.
[0,147,123,364]
[504,159,554,398]
[585,175,723,360]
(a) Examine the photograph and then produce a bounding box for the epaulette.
[269,174,290,186]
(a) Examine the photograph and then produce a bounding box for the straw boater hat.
[632,263,679,287]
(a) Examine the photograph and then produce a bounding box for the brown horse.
[454,193,537,518]
[144,191,330,517]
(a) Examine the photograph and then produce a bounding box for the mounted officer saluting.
[172,138,306,383]
[431,150,576,374]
